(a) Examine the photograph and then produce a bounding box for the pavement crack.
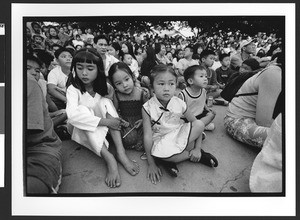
[219,165,252,192]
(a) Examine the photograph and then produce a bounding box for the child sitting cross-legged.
[142,64,218,184]
[178,65,216,131]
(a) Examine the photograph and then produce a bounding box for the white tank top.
[179,87,206,117]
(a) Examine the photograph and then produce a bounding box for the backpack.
[220,68,262,102]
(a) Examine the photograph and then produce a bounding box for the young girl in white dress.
[66,48,139,188]
[142,64,218,184]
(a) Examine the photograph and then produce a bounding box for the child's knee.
[192,120,205,131]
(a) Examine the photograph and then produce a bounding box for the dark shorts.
[27,153,62,193]
[182,109,209,123]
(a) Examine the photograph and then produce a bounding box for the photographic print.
[0,23,5,188]
[12,3,295,217]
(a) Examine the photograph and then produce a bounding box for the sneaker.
[202,132,206,140]
[205,123,215,131]
[214,99,229,106]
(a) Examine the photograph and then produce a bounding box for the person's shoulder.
[107,53,119,62]
[172,95,186,105]
[67,84,80,94]
[48,65,61,75]
[191,59,199,64]
[259,65,281,79]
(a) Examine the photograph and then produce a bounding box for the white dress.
[66,85,118,156]
[143,95,191,158]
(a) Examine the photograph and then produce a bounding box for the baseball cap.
[239,39,254,49]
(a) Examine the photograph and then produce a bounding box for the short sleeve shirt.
[47,66,68,91]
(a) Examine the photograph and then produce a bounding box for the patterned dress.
[117,88,146,151]
[143,95,191,158]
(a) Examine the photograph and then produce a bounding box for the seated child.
[66,48,139,188]
[108,62,150,152]
[47,47,73,110]
[200,49,229,106]
[215,53,236,88]
[31,34,46,51]
[142,64,218,184]
[26,54,62,194]
[121,53,139,80]
[178,65,216,131]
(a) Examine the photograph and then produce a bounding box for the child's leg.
[87,133,121,188]
[197,110,215,127]
[106,114,139,176]
[164,120,218,167]
[109,128,139,176]
[164,120,205,163]
[100,146,121,188]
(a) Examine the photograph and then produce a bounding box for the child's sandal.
[199,149,218,167]
[155,158,179,177]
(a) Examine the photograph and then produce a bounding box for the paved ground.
[58,104,260,194]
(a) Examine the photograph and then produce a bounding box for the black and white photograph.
[8,2,296,217]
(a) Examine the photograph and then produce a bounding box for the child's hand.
[189,149,202,162]
[107,118,123,130]
[147,163,162,184]
[120,118,130,127]
[134,119,143,129]
[207,109,216,117]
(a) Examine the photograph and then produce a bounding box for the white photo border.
[12,3,295,216]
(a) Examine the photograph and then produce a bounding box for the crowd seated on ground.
[25,21,284,193]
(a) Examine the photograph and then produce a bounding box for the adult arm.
[256,65,281,127]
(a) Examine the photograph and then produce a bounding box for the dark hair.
[183,65,206,86]
[193,43,205,54]
[34,50,54,67]
[266,44,282,57]
[32,34,43,40]
[184,44,193,52]
[48,25,59,39]
[54,47,74,59]
[51,43,62,51]
[108,62,135,88]
[67,48,108,96]
[122,42,136,60]
[150,64,177,86]
[26,53,42,67]
[200,49,216,60]
[154,43,165,54]
[242,58,260,71]
[144,46,156,62]
[93,34,109,45]
[31,22,41,30]
[110,42,121,52]
[219,53,230,62]
[120,52,131,62]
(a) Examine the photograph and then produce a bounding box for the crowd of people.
[25,21,283,193]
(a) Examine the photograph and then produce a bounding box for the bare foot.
[117,152,139,176]
[105,159,121,188]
